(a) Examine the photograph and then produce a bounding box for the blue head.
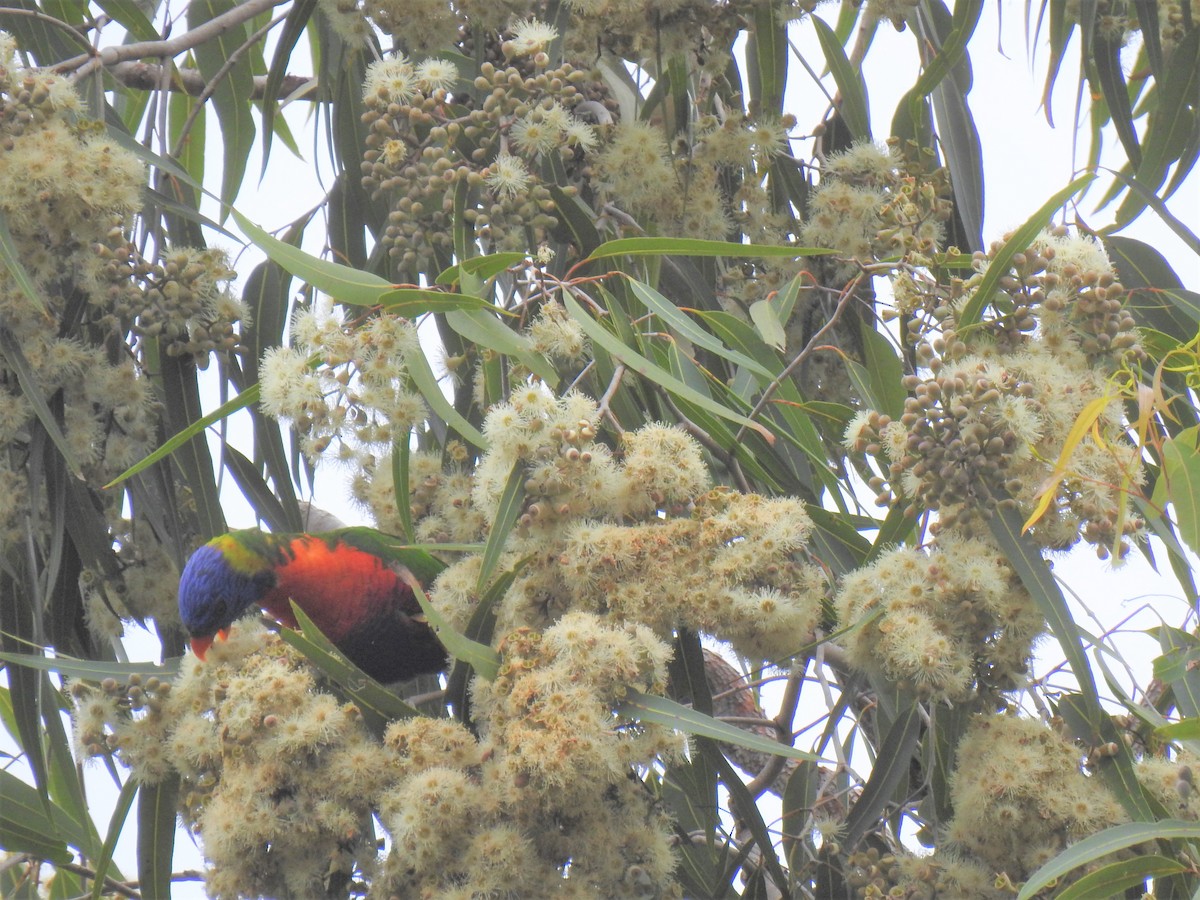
[178,537,276,656]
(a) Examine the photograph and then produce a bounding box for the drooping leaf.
[1161,426,1200,556]
[957,173,1094,327]
[812,16,871,142]
[1017,820,1200,899]
[136,774,178,900]
[188,0,256,218]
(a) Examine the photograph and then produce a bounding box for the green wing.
[327,526,448,585]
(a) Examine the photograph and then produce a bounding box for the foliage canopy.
[1,0,1199,897]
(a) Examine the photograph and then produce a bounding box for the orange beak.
[190,628,230,661]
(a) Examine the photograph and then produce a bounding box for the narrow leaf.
[0,329,83,478]
[989,505,1101,719]
[90,776,139,900]
[1017,820,1200,899]
[282,604,422,730]
[476,463,526,594]
[403,345,487,449]
[136,775,177,900]
[233,210,396,305]
[563,294,776,442]
[617,692,819,762]
[844,700,921,848]
[396,572,501,681]
[957,173,1095,327]
[1162,426,1200,556]
[1051,855,1187,900]
[627,278,775,379]
[812,16,870,141]
[0,208,44,312]
[585,237,829,262]
[104,384,259,488]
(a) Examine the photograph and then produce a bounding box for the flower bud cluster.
[93,241,246,366]
[800,140,952,281]
[260,306,422,463]
[373,612,680,897]
[845,357,1039,530]
[360,47,596,275]
[69,673,174,785]
[0,42,221,634]
[73,627,398,899]
[850,228,1145,556]
[941,714,1127,884]
[833,536,1043,701]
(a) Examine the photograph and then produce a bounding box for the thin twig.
[595,363,627,434]
[745,660,806,798]
[56,860,142,899]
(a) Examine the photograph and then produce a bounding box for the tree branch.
[108,61,316,101]
[66,0,287,80]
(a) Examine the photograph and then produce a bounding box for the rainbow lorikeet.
[178,528,447,683]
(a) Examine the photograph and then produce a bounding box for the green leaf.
[1051,854,1187,900]
[585,237,830,262]
[748,299,786,351]
[189,0,255,217]
[812,16,870,141]
[136,774,178,900]
[476,463,526,595]
[403,343,487,449]
[617,692,820,762]
[436,252,528,285]
[1155,627,1200,719]
[90,776,139,900]
[0,207,44,312]
[563,293,776,443]
[93,0,158,43]
[0,329,83,479]
[1017,820,1200,899]
[391,442,415,543]
[1093,34,1141,167]
[104,384,259,489]
[379,289,509,316]
[1058,692,1162,821]
[444,308,558,386]
[0,651,178,682]
[1162,426,1200,556]
[260,0,318,172]
[446,559,522,722]
[233,210,395,305]
[1155,717,1200,741]
[747,0,787,115]
[626,278,776,380]
[957,173,1095,328]
[281,604,422,731]
[988,504,1101,719]
[1115,28,1200,225]
[844,699,921,848]
[403,579,501,682]
[0,770,73,864]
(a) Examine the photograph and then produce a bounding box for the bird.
[177,528,448,683]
